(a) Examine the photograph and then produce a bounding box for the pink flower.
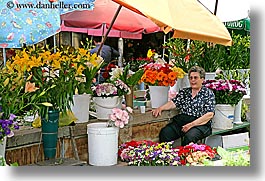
[108,107,133,129]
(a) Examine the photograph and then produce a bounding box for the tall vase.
[71,94,91,123]
[87,122,119,166]
[0,137,7,165]
[93,96,122,120]
[149,86,169,108]
[125,86,134,108]
[41,110,59,159]
[234,99,243,124]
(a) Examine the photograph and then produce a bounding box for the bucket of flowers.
[140,62,185,108]
[203,79,247,129]
[91,79,131,120]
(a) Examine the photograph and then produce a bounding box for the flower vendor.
[152,66,216,146]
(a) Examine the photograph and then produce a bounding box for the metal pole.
[3,48,6,66]
[214,0,218,15]
[97,5,122,56]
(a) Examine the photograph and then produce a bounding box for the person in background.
[90,36,120,83]
[152,66,216,146]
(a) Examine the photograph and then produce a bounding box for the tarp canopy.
[61,0,161,39]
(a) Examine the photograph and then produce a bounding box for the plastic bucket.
[93,96,122,120]
[149,86,169,108]
[0,136,7,159]
[212,104,235,129]
[41,110,59,159]
[71,94,91,123]
[87,122,119,166]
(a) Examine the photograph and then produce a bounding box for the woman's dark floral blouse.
[172,86,216,118]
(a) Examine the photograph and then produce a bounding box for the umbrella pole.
[162,34,166,60]
[3,48,6,66]
[214,0,219,15]
[97,5,122,56]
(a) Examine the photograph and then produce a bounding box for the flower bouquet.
[70,47,104,94]
[140,62,185,87]
[91,79,131,98]
[178,142,217,166]
[107,106,133,128]
[203,79,247,106]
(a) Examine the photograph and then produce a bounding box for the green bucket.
[41,110,59,159]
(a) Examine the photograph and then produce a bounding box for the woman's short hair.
[188,66,206,79]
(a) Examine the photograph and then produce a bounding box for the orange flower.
[140,62,185,86]
[25,81,39,93]
[168,71,177,80]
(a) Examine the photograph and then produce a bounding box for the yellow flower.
[147,49,154,58]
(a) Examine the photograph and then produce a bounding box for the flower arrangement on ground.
[140,62,186,87]
[107,106,133,128]
[203,79,247,106]
[178,142,217,166]
[91,79,131,98]
[118,141,218,166]
[0,113,19,143]
[119,141,179,166]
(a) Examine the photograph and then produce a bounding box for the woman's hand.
[151,107,163,117]
[151,101,176,118]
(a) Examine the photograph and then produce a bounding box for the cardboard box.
[222,132,249,149]
[205,132,250,150]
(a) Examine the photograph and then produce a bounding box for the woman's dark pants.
[159,114,212,146]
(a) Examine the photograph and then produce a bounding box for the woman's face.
[189,72,204,90]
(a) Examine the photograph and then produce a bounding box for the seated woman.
[152,66,216,146]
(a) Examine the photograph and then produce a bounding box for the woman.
[152,66,216,146]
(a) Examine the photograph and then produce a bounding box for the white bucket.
[149,86,169,108]
[0,136,7,160]
[87,122,119,166]
[205,72,216,80]
[212,104,235,129]
[71,94,91,123]
[93,96,122,120]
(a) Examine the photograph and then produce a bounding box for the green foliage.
[164,33,250,72]
[217,33,250,70]
[216,146,250,166]
[119,63,144,87]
